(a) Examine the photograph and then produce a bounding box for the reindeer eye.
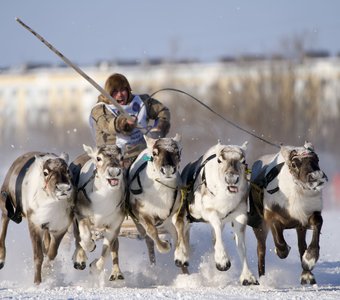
[43,169,49,177]
[152,150,158,157]
[97,156,102,162]
[291,159,301,169]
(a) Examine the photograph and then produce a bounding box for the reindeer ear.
[241,141,248,152]
[83,144,97,160]
[59,152,69,163]
[34,155,45,170]
[144,135,156,149]
[173,133,181,143]
[215,143,225,161]
[304,141,314,152]
[280,146,292,162]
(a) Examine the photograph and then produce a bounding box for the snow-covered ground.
[0,198,339,299]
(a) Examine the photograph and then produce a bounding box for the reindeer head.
[36,153,75,200]
[280,141,328,191]
[215,141,248,193]
[144,134,182,180]
[83,144,124,189]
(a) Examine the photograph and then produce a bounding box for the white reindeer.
[180,141,258,285]
[71,144,126,281]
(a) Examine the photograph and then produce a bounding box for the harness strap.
[194,154,216,183]
[248,162,285,228]
[267,186,280,194]
[8,156,37,223]
[129,161,147,195]
[185,154,216,223]
[78,170,97,203]
[264,162,285,192]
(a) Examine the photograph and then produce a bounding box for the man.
[90,73,171,166]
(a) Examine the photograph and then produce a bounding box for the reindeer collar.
[142,155,153,162]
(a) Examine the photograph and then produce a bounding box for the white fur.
[262,153,323,226]
[22,153,73,233]
[130,149,180,220]
[73,144,126,279]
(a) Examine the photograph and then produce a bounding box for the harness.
[127,156,180,227]
[3,156,36,223]
[247,162,284,228]
[78,170,97,203]
[183,154,216,223]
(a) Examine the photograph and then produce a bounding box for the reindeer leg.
[173,207,190,270]
[28,219,43,284]
[299,212,323,285]
[78,218,96,252]
[47,230,67,260]
[253,220,268,277]
[109,238,124,281]
[90,228,120,277]
[296,226,307,261]
[0,213,10,269]
[297,226,314,284]
[208,214,230,271]
[271,221,291,259]
[140,215,170,254]
[233,219,258,285]
[72,219,87,270]
[42,230,51,255]
[134,220,156,265]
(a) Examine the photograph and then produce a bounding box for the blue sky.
[1,0,340,67]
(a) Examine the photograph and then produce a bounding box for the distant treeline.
[0,58,339,165]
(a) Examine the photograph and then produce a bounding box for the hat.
[104,73,132,101]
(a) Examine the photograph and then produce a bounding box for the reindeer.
[0,152,75,284]
[71,144,126,281]
[179,141,258,285]
[248,142,328,285]
[127,134,188,271]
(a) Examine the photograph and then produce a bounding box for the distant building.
[0,58,340,146]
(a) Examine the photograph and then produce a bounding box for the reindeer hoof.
[0,261,4,269]
[275,244,291,259]
[109,273,124,281]
[74,261,86,270]
[216,261,231,271]
[175,259,189,268]
[242,279,259,286]
[301,270,316,285]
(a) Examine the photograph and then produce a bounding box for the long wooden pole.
[16,17,133,121]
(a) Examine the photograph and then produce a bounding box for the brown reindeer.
[127,134,187,271]
[0,152,75,284]
[248,142,328,285]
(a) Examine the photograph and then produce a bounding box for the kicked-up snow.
[0,207,339,299]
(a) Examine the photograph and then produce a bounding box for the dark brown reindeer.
[248,142,328,285]
[0,152,75,284]
[127,134,186,271]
